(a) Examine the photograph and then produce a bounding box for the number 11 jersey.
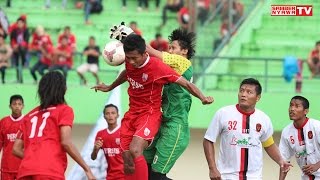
[17,104,74,179]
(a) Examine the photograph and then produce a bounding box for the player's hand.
[91,83,112,92]
[280,160,293,173]
[303,164,319,175]
[94,137,103,150]
[209,168,221,180]
[85,170,96,180]
[109,22,134,41]
[201,96,214,105]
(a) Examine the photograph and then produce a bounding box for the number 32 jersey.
[204,104,273,179]
[17,104,74,179]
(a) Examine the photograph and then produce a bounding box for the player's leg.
[89,64,99,84]
[151,122,190,179]
[144,133,159,179]
[77,63,88,85]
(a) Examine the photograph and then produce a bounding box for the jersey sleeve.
[155,60,181,84]
[279,130,293,161]
[260,114,274,143]
[204,109,223,143]
[162,52,191,75]
[58,106,74,127]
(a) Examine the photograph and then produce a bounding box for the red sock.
[125,155,148,180]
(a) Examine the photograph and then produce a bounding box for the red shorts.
[18,175,64,180]
[1,172,18,180]
[120,110,162,151]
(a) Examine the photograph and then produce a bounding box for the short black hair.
[168,28,196,59]
[38,71,66,109]
[315,41,320,46]
[291,96,309,109]
[64,26,71,31]
[240,78,262,95]
[104,104,119,113]
[10,94,24,105]
[123,34,146,54]
[89,36,95,40]
[155,33,162,38]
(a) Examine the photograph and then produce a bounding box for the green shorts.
[144,122,190,174]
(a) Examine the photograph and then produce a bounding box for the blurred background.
[0,0,319,179]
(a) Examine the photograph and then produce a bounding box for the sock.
[147,163,152,180]
[125,155,148,180]
[150,171,172,180]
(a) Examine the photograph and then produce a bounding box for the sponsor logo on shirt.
[142,73,148,82]
[230,135,260,147]
[115,138,120,145]
[7,133,17,142]
[103,148,120,157]
[128,77,144,89]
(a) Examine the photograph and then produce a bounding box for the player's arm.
[146,44,163,60]
[92,69,127,92]
[12,138,24,158]
[175,77,213,104]
[60,125,96,179]
[203,139,221,179]
[91,137,103,160]
[264,137,292,172]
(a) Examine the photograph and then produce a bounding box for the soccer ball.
[102,41,125,66]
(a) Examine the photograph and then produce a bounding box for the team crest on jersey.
[115,138,120,145]
[308,131,313,139]
[144,128,150,136]
[256,123,262,132]
[142,73,148,82]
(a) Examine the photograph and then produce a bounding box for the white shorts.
[77,63,98,74]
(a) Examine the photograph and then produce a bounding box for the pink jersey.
[17,104,74,179]
[95,126,124,180]
[0,115,24,173]
[125,56,181,112]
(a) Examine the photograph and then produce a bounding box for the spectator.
[29,25,53,62]
[84,0,103,25]
[0,34,12,84]
[44,0,67,9]
[307,41,320,79]
[213,18,234,51]
[122,0,127,10]
[49,36,73,78]
[197,0,211,25]
[129,21,142,36]
[221,0,244,24]
[57,26,76,52]
[30,42,53,84]
[8,14,27,34]
[160,0,184,27]
[137,0,148,11]
[149,33,169,52]
[10,17,29,83]
[76,36,100,85]
[177,6,189,30]
[0,8,10,37]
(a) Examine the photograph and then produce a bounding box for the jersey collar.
[236,104,255,116]
[10,114,24,121]
[107,124,120,134]
[293,117,309,129]
[137,54,150,69]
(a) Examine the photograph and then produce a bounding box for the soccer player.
[12,71,96,180]
[92,34,213,180]
[203,78,291,180]
[0,94,24,180]
[279,96,320,180]
[91,104,124,180]
[143,28,196,180]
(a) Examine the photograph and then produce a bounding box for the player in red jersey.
[0,94,25,180]
[93,34,213,180]
[91,104,125,180]
[12,71,96,180]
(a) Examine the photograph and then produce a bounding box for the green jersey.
[161,52,193,125]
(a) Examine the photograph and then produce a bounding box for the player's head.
[103,104,119,126]
[9,94,24,116]
[16,18,25,29]
[168,28,196,59]
[89,36,95,46]
[289,96,309,121]
[64,26,71,35]
[38,71,66,110]
[122,34,147,68]
[61,35,68,46]
[238,78,262,110]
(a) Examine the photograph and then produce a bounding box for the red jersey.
[125,56,181,112]
[95,126,124,180]
[40,45,54,66]
[58,33,76,50]
[17,104,74,179]
[55,45,73,68]
[150,40,169,52]
[30,33,53,51]
[0,115,24,173]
